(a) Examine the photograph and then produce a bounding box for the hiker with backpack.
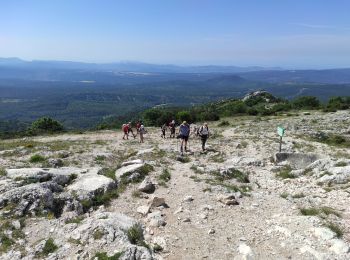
[198,122,210,151]
[177,121,190,155]
[122,123,129,140]
[161,123,167,138]
[136,120,141,134]
[169,120,176,138]
[127,122,136,139]
[139,124,147,143]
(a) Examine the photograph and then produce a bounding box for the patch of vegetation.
[217,120,230,127]
[320,207,342,218]
[0,233,14,253]
[158,169,171,182]
[189,175,201,182]
[312,133,350,148]
[126,224,149,248]
[212,168,250,183]
[81,189,119,211]
[292,193,306,199]
[29,154,46,163]
[280,192,289,199]
[276,165,295,179]
[95,155,106,163]
[138,164,154,176]
[153,243,163,252]
[205,178,251,195]
[202,187,212,192]
[210,153,225,163]
[190,165,204,174]
[93,229,105,240]
[325,222,343,238]
[40,238,58,256]
[240,141,248,148]
[0,167,7,177]
[132,190,142,198]
[98,167,116,180]
[93,251,123,260]
[65,216,84,224]
[28,117,64,135]
[299,207,341,218]
[176,156,191,163]
[67,173,78,185]
[300,207,319,216]
[335,161,347,167]
[67,238,81,245]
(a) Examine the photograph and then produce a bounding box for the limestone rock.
[122,159,144,167]
[217,194,239,206]
[138,177,155,193]
[330,239,349,254]
[115,163,145,179]
[147,211,166,227]
[121,245,152,260]
[137,205,151,216]
[149,197,166,208]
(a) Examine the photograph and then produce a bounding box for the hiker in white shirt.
[198,122,210,151]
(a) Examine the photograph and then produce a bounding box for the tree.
[28,117,64,135]
[292,96,320,110]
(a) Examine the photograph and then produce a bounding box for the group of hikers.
[122,121,147,143]
[122,120,210,155]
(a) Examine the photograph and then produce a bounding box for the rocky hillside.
[0,110,350,259]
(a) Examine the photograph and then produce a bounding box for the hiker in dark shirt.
[178,121,190,155]
[127,122,136,139]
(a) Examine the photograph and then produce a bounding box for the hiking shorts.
[180,135,189,141]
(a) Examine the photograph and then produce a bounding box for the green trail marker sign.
[277,126,285,137]
[277,126,285,152]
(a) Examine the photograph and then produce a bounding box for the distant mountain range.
[0,57,280,74]
[1,57,350,85]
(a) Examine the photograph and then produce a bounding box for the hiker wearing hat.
[178,121,190,155]
[139,124,147,143]
[198,122,210,151]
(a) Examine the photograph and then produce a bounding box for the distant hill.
[238,69,350,84]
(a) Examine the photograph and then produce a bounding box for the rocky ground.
[0,110,350,260]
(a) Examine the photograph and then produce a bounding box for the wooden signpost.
[277,126,285,152]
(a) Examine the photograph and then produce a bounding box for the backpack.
[122,124,128,132]
[140,125,147,134]
[199,126,209,136]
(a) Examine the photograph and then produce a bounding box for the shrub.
[28,117,63,135]
[292,96,320,110]
[29,154,46,163]
[93,252,123,260]
[93,229,105,240]
[276,165,295,179]
[0,233,14,252]
[158,169,171,182]
[300,207,319,216]
[176,111,192,123]
[41,238,58,256]
[127,224,144,245]
[217,120,230,127]
[325,222,343,238]
[0,168,7,177]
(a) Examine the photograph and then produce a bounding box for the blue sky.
[1,0,350,68]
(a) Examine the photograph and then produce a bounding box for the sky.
[1,0,350,68]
